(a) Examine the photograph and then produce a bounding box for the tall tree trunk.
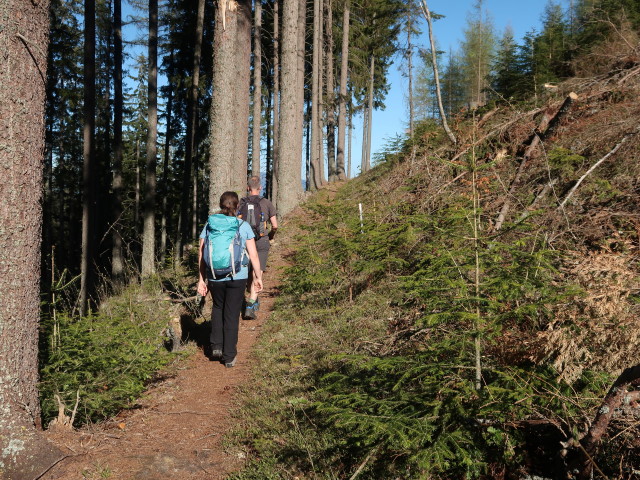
[335,0,349,180]
[179,0,205,258]
[265,82,272,196]
[317,0,325,186]
[420,0,457,144]
[275,0,304,215]
[112,0,125,285]
[135,138,141,230]
[347,107,352,178]
[251,0,262,177]
[80,0,97,314]
[310,0,322,190]
[0,0,63,475]
[192,155,198,238]
[234,0,253,184]
[142,0,158,276]
[324,0,336,182]
[360,105,368,173]
[305,98,311,190]
[407,17,414,138]
[160,57,174,265]
[270,0,280,202]
[366,55,374,171]
[209,0,252,208]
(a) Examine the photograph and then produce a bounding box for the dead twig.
[559,125,640,208]
[493,92,578,232]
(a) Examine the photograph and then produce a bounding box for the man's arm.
[268,215,278,240]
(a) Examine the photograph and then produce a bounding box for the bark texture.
[234,0,252,186]
[142,0,158,276]
[270,0,280,201]
[324,0,336,182]
[80,0,96,314]
[111,0,124,284]
[251,0,262,177]
[209,0,252,209]
[310,0,322,190]
[0,0,63,476]
[179,0,205,256]
[275,0,304,215]
[335,0,349,180]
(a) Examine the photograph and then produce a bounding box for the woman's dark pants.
[208,279,247,363]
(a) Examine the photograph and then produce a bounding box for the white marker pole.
[359,203,364,234]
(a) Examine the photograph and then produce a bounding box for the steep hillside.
[231,63,640,479]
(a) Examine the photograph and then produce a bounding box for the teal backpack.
[203,214,248,279]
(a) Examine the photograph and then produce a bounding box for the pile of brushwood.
[230,61,640,478]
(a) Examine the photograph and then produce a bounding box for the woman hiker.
[197,191,263,368]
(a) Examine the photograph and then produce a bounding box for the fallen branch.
[516,178,558,223]
[566,364,640,479]
[559,126,640,208]
[493,92,578,232]
[476,106,499,128]
[349,446,379,480]
[449,106,547,165]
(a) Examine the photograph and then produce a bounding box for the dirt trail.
[41,239,287,480]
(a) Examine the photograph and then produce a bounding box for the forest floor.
[40,230,290,480]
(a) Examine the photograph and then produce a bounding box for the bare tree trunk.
[407,17,414,138]
[192,155,198,239]
[365,55,374,171]
[347,108,352,178]
[324,0,336,182]
[209,0,244,208]
[420,0,457,144]
[251,0,262,177]
[271,0,280,202]
[160,58,174,265]
[80,0,96,314]
[317,0,326,186]
[234,0,253,186]
[275,0,305,215]
[0,0,63,475]
[135,138,141,230]
[142,0,158,276]
[178,0,205,258]
[310,0,322,190]
[111,0,125,285]
[360,106,368,173]
[335,0,349,180]
[265,84,272,195]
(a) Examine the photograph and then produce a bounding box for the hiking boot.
[209,348,222,360]
[243,301,257,320]
[225,357,237,368]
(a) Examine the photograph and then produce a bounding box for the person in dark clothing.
[197,191,263,367]
[237,175,277,319]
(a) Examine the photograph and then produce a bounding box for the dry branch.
[493,92,578,232]
[566,364,640,479]
[559,125,640,208]
[448,106,547,165]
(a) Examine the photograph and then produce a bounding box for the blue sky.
[351,0,563,177]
